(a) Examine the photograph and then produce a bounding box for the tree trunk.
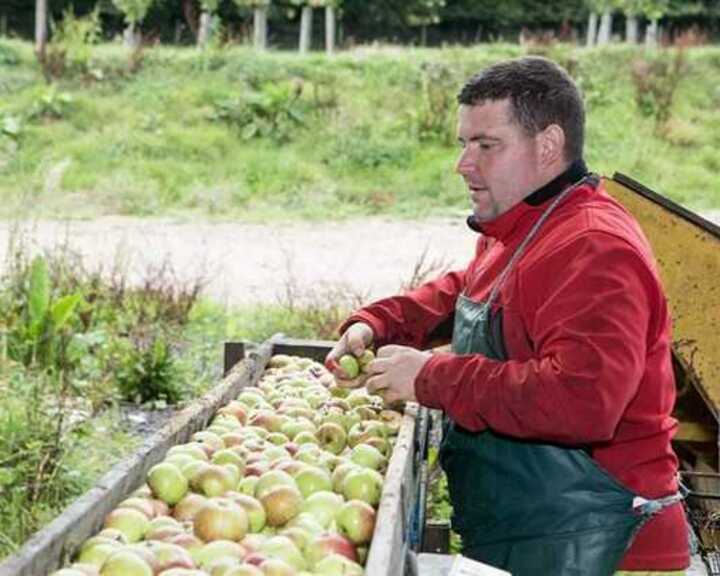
[1,12,8,37]
[198,11,212,47]
[645,19,658,48]
[123,23,140,48]
[586,12,597,47]
[596,10,613,45]
[254,7,268,49]
[325,5,335,54]
[420,24,428,46]
[35,0,48,58]
[182,0,200,40]
[299,5,312,54]
[625,15,638,43]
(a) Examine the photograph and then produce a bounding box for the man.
[326,57,689,575]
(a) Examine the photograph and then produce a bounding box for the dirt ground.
[0,211,717,307]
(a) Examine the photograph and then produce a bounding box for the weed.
[631,48,689,132]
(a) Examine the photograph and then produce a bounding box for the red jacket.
[348,178,689,570]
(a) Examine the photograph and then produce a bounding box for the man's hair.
[457,56,585,161]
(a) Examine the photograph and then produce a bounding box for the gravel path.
[0,211,717,307]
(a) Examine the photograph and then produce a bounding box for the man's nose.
[455,146,476,176]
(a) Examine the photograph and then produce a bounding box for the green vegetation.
[1,39,719,221]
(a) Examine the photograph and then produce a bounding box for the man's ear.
[537,124,566,167]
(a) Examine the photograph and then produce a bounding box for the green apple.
[103,507,150,543]
[147,462,189,505]
[259,535,307,571]
[299,491,343,529]
[316,422,346,455]
[336,499,376,545]
[338,355,359,379]
[350,443,386,471]
[99,549,153,576]
[342,468,383,507]
[313,553,364,576]
[193,497,249,542]
[294,467,332,499]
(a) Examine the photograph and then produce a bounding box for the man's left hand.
[365,345,432,404]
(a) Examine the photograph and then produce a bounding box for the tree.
[197,0,219,47]
[35,0,48,57]
[112,0,155,46]
[406,0,445,46]
[641,0,670,47]
[233,0,271,49]
[618,0,645,42]
[584,0,615,46]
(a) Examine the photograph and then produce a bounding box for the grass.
[0,39,719,221]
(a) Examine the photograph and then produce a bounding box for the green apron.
[439,183,682,576]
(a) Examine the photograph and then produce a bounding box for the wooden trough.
[0,336,429,576]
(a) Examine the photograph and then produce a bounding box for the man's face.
[455,99,544,223]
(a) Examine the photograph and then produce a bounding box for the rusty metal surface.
[605,174,720,422]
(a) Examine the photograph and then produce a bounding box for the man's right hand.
[325,322,374,385]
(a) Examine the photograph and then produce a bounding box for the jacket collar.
[467,159,589,241]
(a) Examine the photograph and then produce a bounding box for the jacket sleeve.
[415,232,663,445]
[342,267,468,350]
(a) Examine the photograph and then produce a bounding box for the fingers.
[376,344,408,358]
[365,373,389,395]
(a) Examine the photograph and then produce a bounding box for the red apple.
[336,499,376,545]
[259,486,302,527]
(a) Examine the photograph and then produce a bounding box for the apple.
[258,558,297,576]
[342,468,383,507]
[168,443,209,462]
[237,391,266,409]
[292,431,318,446]
[272,459,306,477]
[181,459,211,482]
[259,535,307,570]
[299,491,343,529]
[103,507,150,543]
[136,541,195,572]
[76,541,122,567]
[378,409,403,435]
[62,565,99,576]
[147,462,189,505]
[98,549,152,576]
[218,401,249,425]
[280,419,316,441]
[193,497,249,542]
[294,467,332,499]
[173,493,208,522]
[347,421,387,448]
[206,556,242,575]
[364,435,391,457]
[249,410,287,434]
[193,431,225,455]
[191,464,237,497]
[158,570,206,576]
[278,526,312,553]
[94,529,128,545]
[357,349,375,373]
[331,462,357,494]
[255,470,297,500]
[50,570,90,576]
[336,499,376,545]
[316,423,346,455]
[259,485,302,527]
[352,405,378,422]
[191,539,246,570]
[266,432,291,446]
[167,532,204,553]
[263,445,291,463]
[304,533,357,567]
[313,553,364,576]
[225,492,267,533]
[222,565,263,576]
[286,513,324,536]
[238,475,260,495]
[212,449,247,477]
[338,355,359,379]
[350,443,386,471]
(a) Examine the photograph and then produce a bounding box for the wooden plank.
[271,337,335,363]
[365,403,420,576]
[0,341,273,576]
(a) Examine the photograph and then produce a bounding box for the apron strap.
[632,492,684,517]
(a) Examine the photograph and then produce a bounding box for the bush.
[41,8,101,82]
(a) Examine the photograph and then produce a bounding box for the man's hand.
[325,322,374,386]
[365,345,432,404]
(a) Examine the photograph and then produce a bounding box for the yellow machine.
[606,173,720,484]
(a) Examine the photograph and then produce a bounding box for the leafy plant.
[211,82,307,142]
[29,86,74,121]
[41,8,101,81]
[631,48,689,131]
[409,62,457,145]
[0,42,20,66]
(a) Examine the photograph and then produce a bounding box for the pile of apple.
[51,353,403,576]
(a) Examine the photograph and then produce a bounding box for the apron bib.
[439,181,681,576]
